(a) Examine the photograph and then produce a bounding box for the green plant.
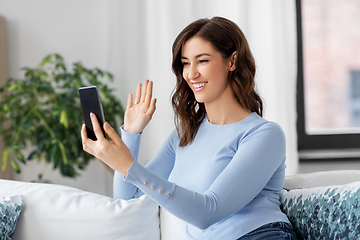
[0,53,124,178]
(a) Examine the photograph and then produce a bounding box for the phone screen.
[79,86,107,140]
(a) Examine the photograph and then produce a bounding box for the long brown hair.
[171,17,263,147]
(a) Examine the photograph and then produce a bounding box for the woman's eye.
[199,59,209,64]
[182,61,190,66]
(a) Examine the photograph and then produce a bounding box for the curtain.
[106,0,298,174]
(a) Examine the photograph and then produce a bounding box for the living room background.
[2,0,355,197]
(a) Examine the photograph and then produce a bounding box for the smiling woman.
[81,16,298,240]
[172,17,262,147]
[181,37,235,105]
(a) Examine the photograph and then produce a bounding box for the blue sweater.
[113,112,290,239]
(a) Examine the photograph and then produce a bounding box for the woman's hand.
[124,80,156,134]
[81,113,134,176]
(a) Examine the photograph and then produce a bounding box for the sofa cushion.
[0,179,160,240]
[160,207,189,240]
[0,195,24,240]
[281,181,360,239]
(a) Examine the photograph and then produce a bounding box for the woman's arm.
[82,80,178,200]
[81,80,286,229]
[82,108,285,229]
[113,128,177,200]
[123,122,286,229]
[112,128,142,200]
[81,80,157,197]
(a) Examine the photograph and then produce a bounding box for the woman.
[81,17,298,240]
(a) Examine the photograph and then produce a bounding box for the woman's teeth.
[193,83,206,89]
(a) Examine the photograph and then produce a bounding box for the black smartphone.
[79,86,108,140]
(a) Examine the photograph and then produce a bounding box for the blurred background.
[0,0,359,197]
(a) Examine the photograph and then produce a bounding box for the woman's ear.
[229,51,237,71]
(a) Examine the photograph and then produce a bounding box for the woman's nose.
[188,66,200,80]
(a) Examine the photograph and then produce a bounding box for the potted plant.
[0,53,124,180]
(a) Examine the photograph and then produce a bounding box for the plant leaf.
[57,141,68,165]
[49,144,58,164]
[10,158,21,173]
[59,109,69,128]
[1,148,10,172]
[8,83,21,92]
[27,150,38,161]
[15,149,26,164]
[41,54,52,66]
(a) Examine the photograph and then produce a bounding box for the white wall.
[1,0,110,75]
[0,0,113,196]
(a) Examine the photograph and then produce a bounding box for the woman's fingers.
[144,80,153,106]
[128,80,153,108]
[147,98,157,117]
[81,123,88,140]
[126,93,133,110]
[81,124,95,155]
[140,80,148,103]
[90,113,105,140]
[104,122,123,146]
[123,80,156,134]
[134,83,141,105]
[81,120,133,175]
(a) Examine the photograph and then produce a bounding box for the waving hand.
[124,80,157,134]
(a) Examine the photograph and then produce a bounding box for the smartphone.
[79,86,108,140]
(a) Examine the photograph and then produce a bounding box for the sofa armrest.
[284,169,360,189]
[0,179,160,240]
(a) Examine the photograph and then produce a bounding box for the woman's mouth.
[192,82,207,92]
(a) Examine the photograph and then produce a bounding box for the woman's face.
[181,36,235,105]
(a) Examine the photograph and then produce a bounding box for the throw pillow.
[0,195,24,240]
[281,181,360,240]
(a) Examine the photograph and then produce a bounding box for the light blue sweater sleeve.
[113,127,141,199]
[113,127,177,200]
[118,121,287,230]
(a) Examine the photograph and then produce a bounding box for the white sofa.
[1,170,360,240]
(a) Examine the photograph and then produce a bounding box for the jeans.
[237,222,298,240]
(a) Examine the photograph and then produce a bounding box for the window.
[350,71,360,126]
[296,0,360,161]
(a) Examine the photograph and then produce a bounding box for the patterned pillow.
[281,181,360,240]
[0,195,24,240]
